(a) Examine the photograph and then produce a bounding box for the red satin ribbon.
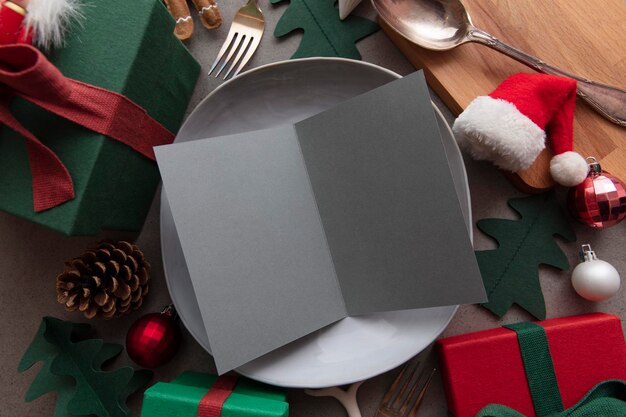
[0,44,175,212]
[197,375,239,417]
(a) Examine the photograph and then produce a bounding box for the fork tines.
[208,31,256,79]
[208,0,264,80]
[378,361,437,417]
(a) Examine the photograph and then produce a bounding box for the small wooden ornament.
[191,0,222,30]
[163,0,222,41]
[163,0,194,41]
[56,241,150,319]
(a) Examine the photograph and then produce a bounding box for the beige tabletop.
[2,2,625,417]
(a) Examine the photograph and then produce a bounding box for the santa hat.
[25,0,83,50]
[452,73,588,187]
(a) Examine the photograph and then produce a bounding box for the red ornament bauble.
[568,157,626,229]
[126,305,181,368]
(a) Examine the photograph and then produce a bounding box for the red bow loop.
[0,44,72,100]
[0,44,175,212]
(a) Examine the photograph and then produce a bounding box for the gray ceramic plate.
[160,58,470,388]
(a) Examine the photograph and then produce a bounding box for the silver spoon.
[372,0,626,127]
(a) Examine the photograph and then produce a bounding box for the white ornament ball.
[571,259,620,301]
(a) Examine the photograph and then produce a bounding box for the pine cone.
[56,241,150,319]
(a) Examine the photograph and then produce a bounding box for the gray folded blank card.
[156,71,487,374]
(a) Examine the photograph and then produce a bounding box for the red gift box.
[437,313,626,417]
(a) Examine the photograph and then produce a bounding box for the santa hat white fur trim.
[550,151,589,187]
[453,96,545,172]
[25,0,83,50]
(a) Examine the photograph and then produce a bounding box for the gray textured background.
[2,1,625,416]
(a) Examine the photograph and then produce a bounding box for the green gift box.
[0,0,200,235]
[141,372,289,417]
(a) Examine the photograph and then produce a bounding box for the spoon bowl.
[373,0,473,50]
[371,0,626,126]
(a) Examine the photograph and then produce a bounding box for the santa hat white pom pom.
[550,151,589,187]
[453,73,587,186]
[25,0,83,50]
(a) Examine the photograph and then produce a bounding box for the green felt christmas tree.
[18,317,151,417]
[272,0,379,59]
[476,193,576,320]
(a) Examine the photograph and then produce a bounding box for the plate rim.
[160,57,469,387]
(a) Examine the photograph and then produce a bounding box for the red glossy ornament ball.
[568,158,626,229]
[126,306,181,368]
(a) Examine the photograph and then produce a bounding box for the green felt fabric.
[504,323,563,417]
[0,0,200,235]
[272,0,379,59]
[18,317,152,417]
[477,380,626,417]
[475,193,576,320]
[141,372,289,417]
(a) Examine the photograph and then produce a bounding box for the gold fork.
[375,361,437,417]
[208,0,265,80]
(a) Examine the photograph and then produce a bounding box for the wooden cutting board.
[381,0,626,192]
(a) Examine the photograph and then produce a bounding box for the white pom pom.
[25,0,84,50]
[550,152,589,187]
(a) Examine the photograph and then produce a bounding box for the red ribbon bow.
[0,44,175,212]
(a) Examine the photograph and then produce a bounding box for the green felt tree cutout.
[18,317,152,417]
[476,193,576,320]
[272,0,379,59]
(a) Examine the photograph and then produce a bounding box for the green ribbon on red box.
[476,322,626,417]
[0,43,175,212]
